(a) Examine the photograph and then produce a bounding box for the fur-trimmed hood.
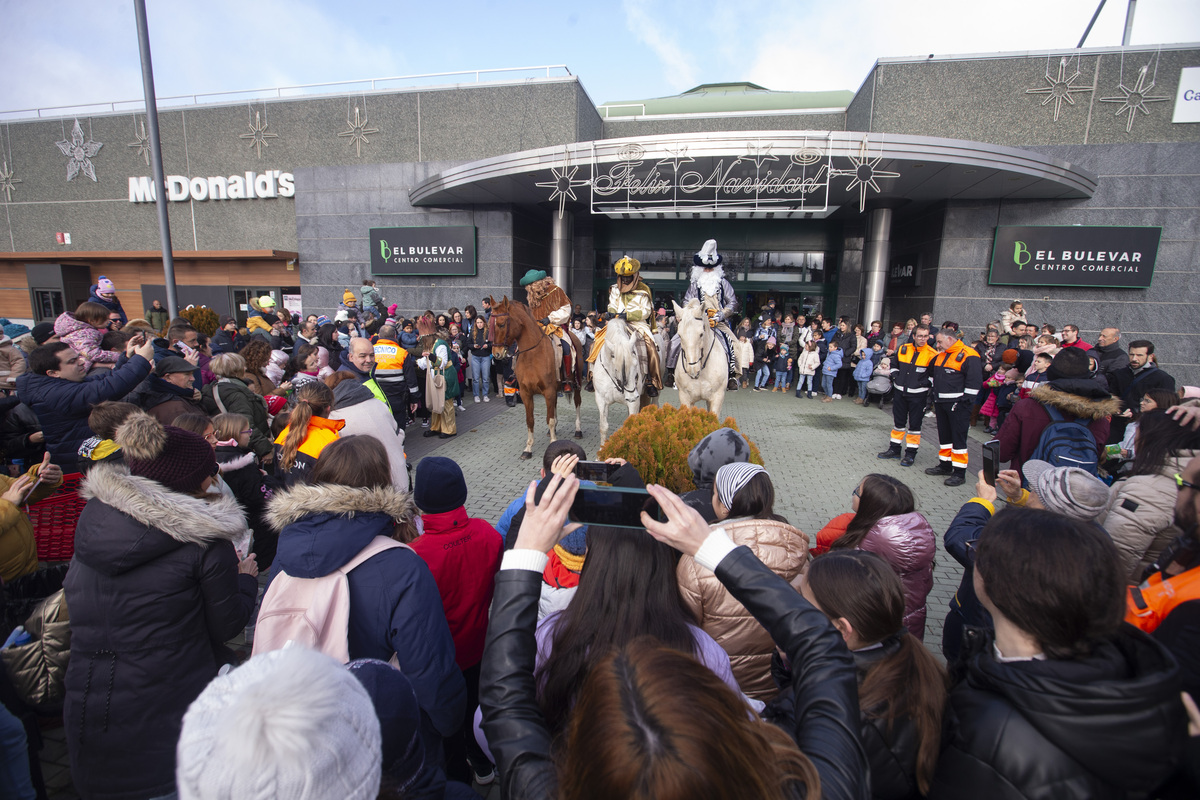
[1031,382,1121,420]
[77,463,249,576]
[266,482,413,531]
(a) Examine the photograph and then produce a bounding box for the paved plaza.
[40,386,992,799]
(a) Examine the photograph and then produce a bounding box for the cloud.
[621,0,699,92]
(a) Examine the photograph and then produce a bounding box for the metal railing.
[0,65,574,121]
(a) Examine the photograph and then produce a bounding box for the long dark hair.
[1134,388,1179,421]
[725,472,788,523]
[831,474,915,550]
[285,343,319,381]
[806,551,947,795]
[316,323,341,355]
[536,526,697,737]
[1129,409,1200,478]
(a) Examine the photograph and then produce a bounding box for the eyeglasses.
[1175,473,1200,492]
[203,432,218,443]
[852,486,861,498]
[240,429,252,435]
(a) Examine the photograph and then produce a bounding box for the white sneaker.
[833,394,842,399]
[483,395,490,402]
[474,396,481,403]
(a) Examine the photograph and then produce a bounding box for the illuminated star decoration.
[739,141,778,170]
[338,106,379,157]
[1100,63,1169,133]
[127,118,150,165]
[0,161,21,202]
[536,149,590,219]
[239,111,278,159]
[1026,56,1093,121]
[832,135,900,213]
[657,144,694,172]
[55,119,102,182]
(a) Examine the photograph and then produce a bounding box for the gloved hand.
[539,318,551,326]
[617,312,628,321]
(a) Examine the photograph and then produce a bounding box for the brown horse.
[488,296,583,459]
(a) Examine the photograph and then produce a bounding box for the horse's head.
[673,299,708,346]
[489,295,516,353]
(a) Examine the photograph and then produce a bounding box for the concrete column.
[861,207,892,325]
[551,211,573,296]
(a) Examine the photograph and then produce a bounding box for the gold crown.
[614,255,641,276]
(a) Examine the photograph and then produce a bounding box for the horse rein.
[597,327,642,404]
[680,318,718,380]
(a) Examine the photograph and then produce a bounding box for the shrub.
[179,305,219,337]
[597,403,763,494]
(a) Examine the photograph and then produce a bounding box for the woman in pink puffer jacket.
[54,302,121,371]
[824,473,936,640]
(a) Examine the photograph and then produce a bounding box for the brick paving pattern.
[40,386,993,799]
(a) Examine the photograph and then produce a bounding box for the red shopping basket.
[26,473,86,562]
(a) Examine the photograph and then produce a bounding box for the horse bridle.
[597,328,642,404]
[680,317,718,380]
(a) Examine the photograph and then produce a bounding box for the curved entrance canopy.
[410,130,1097,219]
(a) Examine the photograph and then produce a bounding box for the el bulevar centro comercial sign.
[989,225,1161,289]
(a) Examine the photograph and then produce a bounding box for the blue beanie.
[413,456,467,514]
[3,322,30,338]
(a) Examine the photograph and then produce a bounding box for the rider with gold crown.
[520,268,577,392]
[586,255,661,397]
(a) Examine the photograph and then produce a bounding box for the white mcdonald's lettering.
[128,170,295,203]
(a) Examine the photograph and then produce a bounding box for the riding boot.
[645,375,659,398]
[561,351,572,394]
[727,351,739,391]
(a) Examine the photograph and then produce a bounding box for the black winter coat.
[209,329,244,354]
[929,626,1186,800]
[201,377,273,459]
[15,354,151,472]
[0,399,45,463]
[479,546,870,800]
[64,464,257,800]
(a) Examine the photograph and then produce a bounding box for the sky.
[2,0,1200,115]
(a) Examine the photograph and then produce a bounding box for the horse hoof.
[519,451,532,460]
[574,430,583,439]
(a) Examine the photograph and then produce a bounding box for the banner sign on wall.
[988,226,1160,289]
[1173,67,1200,123]
[888,252,921,288]
[370,226,476,277]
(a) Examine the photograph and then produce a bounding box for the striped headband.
[716,462,767,509]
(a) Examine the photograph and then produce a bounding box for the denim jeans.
[796,374,814,394]
[469,353,491,398]
[0,705,34,800]
[857,379,869,399]
[775,370,788,388]
[822,373,835,396]
[755,364,771,388]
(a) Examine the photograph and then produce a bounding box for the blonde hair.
[209,352,247,379]
[212,412,250,442]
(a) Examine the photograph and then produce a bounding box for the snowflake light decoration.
[536,149,590,219]
[657,145,694,172]
[239,111,278,159]
[831,135,900,213]
[127,118,150,165]
[1026,57,1094,121]
[1100,63,1168,133]
[55,119,103,182]
[337,106,379,157]
[0,161,21,202]
[738,141,778,170]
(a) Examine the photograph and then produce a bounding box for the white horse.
[593,318,651,445]
[672,299,727,421]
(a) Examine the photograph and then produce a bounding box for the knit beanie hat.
[177,648,382,800]
[316,314,332,327]
[96,276,115,293]
[413,456,467,514]
[1001,348,1019,365]
[31,322,55,345]
[347,658,427,779]
[716,462,767,509]
[1046,347,1090,381]
[387,304,398,316]
[343,290,357,305]
[688,427,751,488]
[217,315,235,328]
[3,322,30,338]
[1021,460,1111,521]
[257,295,276,309]
[117,413,216,494]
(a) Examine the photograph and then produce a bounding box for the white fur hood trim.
[82,463,249,544]
[265,482,413,531]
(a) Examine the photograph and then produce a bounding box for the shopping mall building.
[1,43,1197,380]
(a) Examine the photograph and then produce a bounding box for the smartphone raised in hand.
[574,460,615,483]
[570,485,664,529]
[982,439,1001,486]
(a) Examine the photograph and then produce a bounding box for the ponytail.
[277,382,333,470]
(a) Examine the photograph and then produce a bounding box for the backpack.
[1029,404,1100,475]
[1126,564,1200,633]
[252,536,410,663]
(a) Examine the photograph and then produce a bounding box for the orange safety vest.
[1126,566,1200,633]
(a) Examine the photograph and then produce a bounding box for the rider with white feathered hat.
[667,239,740,391]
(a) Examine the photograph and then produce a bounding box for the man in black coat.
[1108,339,1176,443]
[209,316,244,354]
[1092,326,1128,392]
[15,338,154,472]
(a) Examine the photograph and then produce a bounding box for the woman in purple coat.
[827,474,936,640]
